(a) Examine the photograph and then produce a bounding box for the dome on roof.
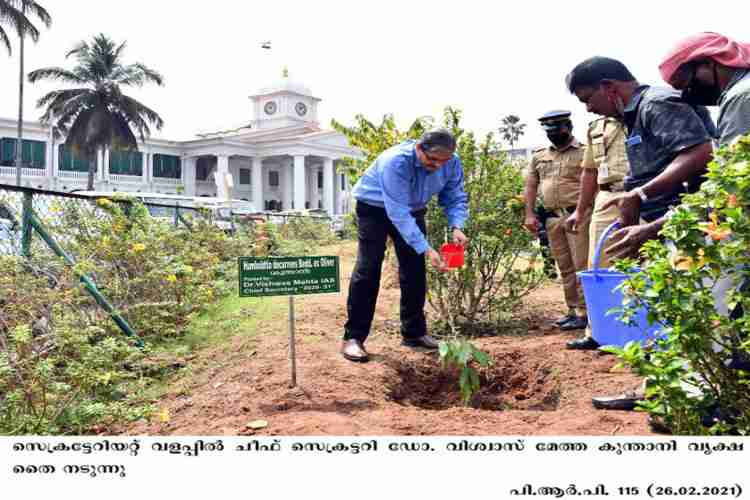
[257,67,312,96]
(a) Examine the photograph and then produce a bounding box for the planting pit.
[385,350,561,411]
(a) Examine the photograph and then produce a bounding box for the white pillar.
[183,157,197,196]
[293,155,306,211]
[103,148,110,183]
[141,149,149,185]
[323,158,334,216]
[310,166,321,210]
[49,141,57,178]
[96,149,104,181]
[252,156,264,211]
[282,162,292,211]
[216,154,230,200]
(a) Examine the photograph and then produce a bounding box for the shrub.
[45,198,251,339]
[0,257,149,434]
[608,135,750,435]
[334,107,543,336]
[425,109,544,334]
[0,195,258,433]
[278,216,338,247]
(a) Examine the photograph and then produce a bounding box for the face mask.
[681,64,722,106]
[605,90,625,118]
[546,132,571,148]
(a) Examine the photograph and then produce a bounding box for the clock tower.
[250,68,321,130]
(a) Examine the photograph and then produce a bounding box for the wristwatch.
[634,187,649,203]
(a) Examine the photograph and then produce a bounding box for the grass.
[134,289,286,405]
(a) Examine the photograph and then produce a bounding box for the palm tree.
[498,114,526,149]
[0,0,48,53]
[0,0,51,186]
[29,34,165,190]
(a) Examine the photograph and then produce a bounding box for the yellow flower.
[96,198,112,208]
[132,243,146,252]
[166,274,177,283]
[700,212,732,241]
[157,408,170,423]
[670,248,706,271]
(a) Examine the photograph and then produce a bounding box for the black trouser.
[343,202,427,343]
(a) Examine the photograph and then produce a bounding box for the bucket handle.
[592,221,621,274]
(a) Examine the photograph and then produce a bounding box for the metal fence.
[0,183,209,346]
[0,184,207,257]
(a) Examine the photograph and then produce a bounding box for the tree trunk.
[87,148,96,190]
[15,31,25,187]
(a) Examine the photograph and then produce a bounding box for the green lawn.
[136,290,286,403]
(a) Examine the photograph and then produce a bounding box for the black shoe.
[402,335,439,350]
[591,390,643,411]
[560,316,588,331]
[554,313,576,327]
[566,336,600,350]
[340,339,369,362]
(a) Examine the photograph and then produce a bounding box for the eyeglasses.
[423,150,452,166]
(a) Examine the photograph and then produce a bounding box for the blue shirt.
[352,140,468,254]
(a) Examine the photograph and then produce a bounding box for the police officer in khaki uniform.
[524,110,590,330]
[564,117,631,349]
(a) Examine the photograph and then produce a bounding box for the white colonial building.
[0,72,360,215]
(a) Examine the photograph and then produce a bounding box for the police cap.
[538,110,572,131]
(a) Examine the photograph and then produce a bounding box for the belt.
[551,206,577,217]
[599,181,625,192]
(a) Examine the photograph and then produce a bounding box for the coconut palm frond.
[0,25,10,53]
[28,67,86,84]
[19,0,51,27]
[65,40,88,59]
[109,111,139,151]
[121,95,164,132]
[36,88,89,109]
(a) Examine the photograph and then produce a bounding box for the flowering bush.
[50,198,251,339]
[0,197,258,433]
[424,109,544,333]
[334,108,543,334]
[609,136,750,435]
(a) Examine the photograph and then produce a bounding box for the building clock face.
[295,102,308,117]
[264,101,277,115]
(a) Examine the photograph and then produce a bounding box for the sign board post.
[239,256,341,387]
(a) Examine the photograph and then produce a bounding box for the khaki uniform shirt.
[527,140,584,210]
[581,117,629,185]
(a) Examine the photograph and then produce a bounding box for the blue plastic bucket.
[577,222,661,347]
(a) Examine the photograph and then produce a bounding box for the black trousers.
[343,202,427,342]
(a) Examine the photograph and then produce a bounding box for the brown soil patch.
[115,242,653,436]
[386,349,560,411]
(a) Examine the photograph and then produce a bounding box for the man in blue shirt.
[341,129,469,362]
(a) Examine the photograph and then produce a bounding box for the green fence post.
[177,211,193,231]
[21,192,33,257]
[27,209,143,348]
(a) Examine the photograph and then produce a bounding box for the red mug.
[440,243,465,269]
